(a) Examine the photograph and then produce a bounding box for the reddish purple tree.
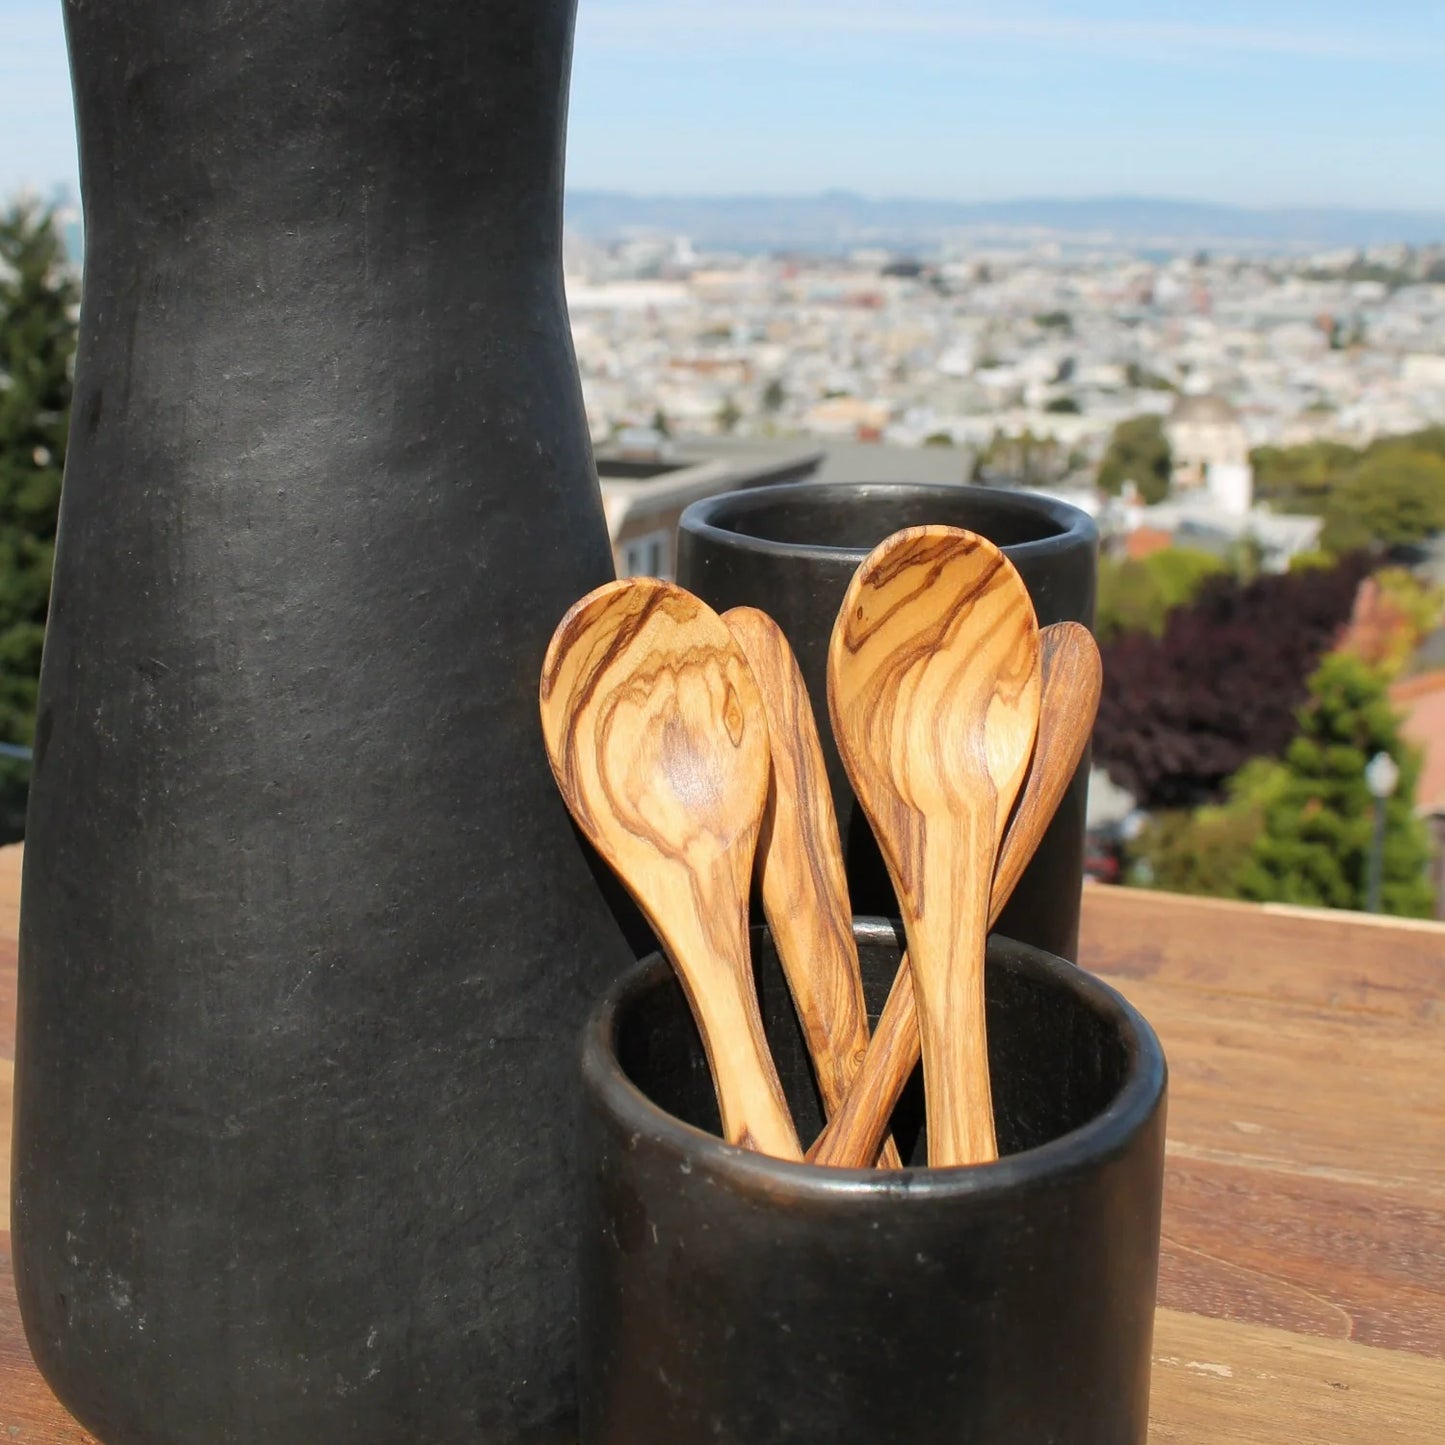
[1094,555,1371,809]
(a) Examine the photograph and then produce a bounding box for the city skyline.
[4,0,1445,210]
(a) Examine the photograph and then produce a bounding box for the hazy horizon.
[5,1,1445,210]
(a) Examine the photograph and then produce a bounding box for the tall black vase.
[14,4,631,1441]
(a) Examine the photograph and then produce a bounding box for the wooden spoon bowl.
[539,579,801,1160]
[829,526,1041,1166]
[811,621,1102,1169]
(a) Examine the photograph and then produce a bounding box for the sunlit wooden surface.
[3,849,1442,1440]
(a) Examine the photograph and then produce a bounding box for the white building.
[1166,394,1254,514]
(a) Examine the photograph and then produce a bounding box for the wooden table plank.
[1080,882,1445,1020]
[2,850,1443,1439]
[1158,1156,1445,1357]
[0,936,16,1064]
[1,1234,99,1443]
[1137,983,1443,1189]
[1149,1308,1445,1443]
[1083,880,1445,1368]
[1,1057,12,1234]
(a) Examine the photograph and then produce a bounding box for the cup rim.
[581,918,1167,1202]
[678,480,1098,569]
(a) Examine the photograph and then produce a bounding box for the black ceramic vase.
[677,482,1098,960]
[14,4,632,1441]
[580,921,1167,1443]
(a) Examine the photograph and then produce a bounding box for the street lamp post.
[1364,751,1401,915]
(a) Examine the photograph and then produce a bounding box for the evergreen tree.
[0,200,78,837]
[1123,757,1284,899]
[1236,654,1434,917]
[1097,414,1172,504]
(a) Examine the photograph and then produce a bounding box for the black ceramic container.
[14,4,633,1441]
[580,919,1166,1444]
[677,481,1098,960]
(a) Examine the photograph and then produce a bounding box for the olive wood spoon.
[827,525,1041,1168]
[723,606,903,1170]
[810,622,1102,1169]
[539,578,802,1160]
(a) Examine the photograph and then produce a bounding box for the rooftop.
[594,437,825,536]
[1170,394,1242,427]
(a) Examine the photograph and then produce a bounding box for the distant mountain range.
[563,191,1445,253]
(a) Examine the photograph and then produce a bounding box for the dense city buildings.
[565,234,1445,476]
[564,231,1445,916]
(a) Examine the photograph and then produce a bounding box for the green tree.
[1378,425,1445,463]
[1335,566,1445,680]
[1236,654,1434,917]
[1125,361,1176,392]
[1125,758,1284,898]
[1374,567,1445,673]
[1096,559,1163,640]
[761,378,786,414]
[1097,415,1171,504]
[973,428,1066,488]
[922,431,954,447]
[1250,440,1360,514]
[715,395,741,434]
[1095,546,1226,641]
[1320,448,1445,551]
[0,200,77,838]
[1147,546,1228,610]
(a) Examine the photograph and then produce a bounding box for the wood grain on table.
[2,848,1442,1441]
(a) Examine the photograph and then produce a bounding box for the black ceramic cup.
[579,919,1167,1445]
[677,481,1098,960]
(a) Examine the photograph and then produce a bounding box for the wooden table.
[3,848,1442,1440]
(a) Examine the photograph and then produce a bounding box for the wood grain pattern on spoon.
[828,527,1041,1168]
[811,622,1102,1169]
[723,606,903,1170]
[539,579,801,1160]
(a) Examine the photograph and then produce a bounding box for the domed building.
[1166,393,1253,514]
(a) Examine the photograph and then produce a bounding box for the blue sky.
[4,0,1445,208]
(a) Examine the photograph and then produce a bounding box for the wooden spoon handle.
[909,811,1000,1167]
[661,895,804,1161]
[805,938,972,1167]
[538,579,801,1162]
[809,623,1101,1169]
[724,608,902,1169]
[811,958,917,1167]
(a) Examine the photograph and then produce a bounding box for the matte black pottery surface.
[580,920,1167,1445]
[677,481,1098,959]
[15,4,632,1441]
